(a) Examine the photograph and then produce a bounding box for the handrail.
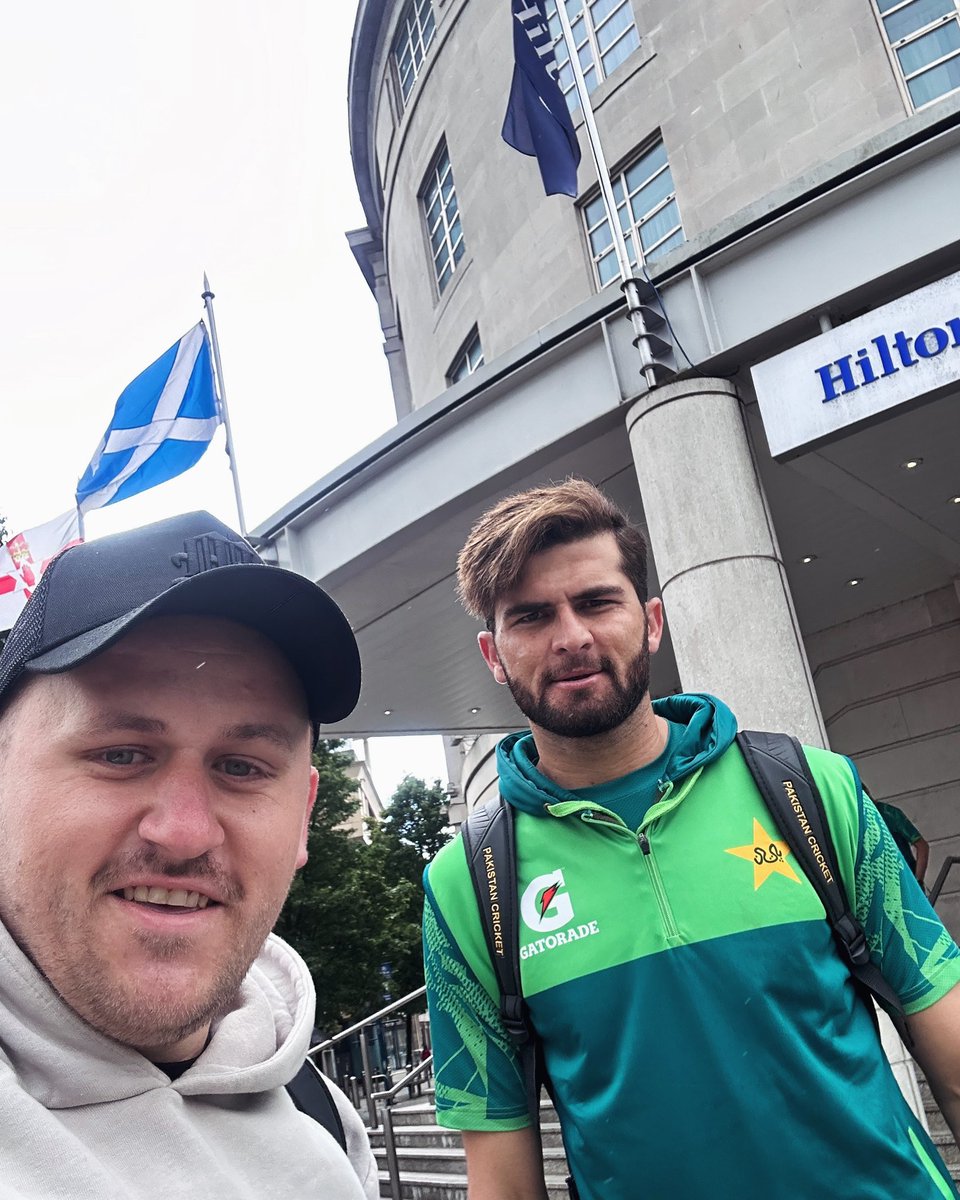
[371,1053,433,1106]
[929,856,960,906]
[308,985,427,1055]
[372,1056,435,1200]
[309,984,428,1127]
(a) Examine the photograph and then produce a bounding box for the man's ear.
[295,765,320,870]
[645,598,665,656]
[478,630,507,685]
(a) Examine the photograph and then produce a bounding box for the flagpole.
[201,273,248,536]
[552,4,658,391]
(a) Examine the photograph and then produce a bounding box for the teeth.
[121,886,211,909]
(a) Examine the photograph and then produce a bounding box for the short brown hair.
[457,479,648,626]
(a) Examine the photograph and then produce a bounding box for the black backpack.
[461,729,909,1195]
[286,1056,347,1150]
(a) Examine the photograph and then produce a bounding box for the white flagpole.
[201,273,248,536]
[552,3,659,390]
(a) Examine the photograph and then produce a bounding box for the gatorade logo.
[520,870,574,932]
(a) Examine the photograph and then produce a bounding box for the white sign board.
[751,270,960,459]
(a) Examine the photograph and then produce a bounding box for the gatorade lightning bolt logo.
[539,880,561,921]
[520,869,574,932]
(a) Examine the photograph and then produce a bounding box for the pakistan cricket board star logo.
[725,819,801,891]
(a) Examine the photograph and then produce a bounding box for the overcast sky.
[0,1,447,799]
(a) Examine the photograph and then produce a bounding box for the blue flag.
[501,0,580,197]
[77,323,221,514]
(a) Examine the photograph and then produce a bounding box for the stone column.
[625,377,827,748]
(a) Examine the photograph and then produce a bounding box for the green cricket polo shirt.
[423,693,960,1199]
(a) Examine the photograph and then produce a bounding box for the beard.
[10,847,284,1057]
[502,626,650,738]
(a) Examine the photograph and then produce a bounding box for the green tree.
[381,775,452,860]
[275,756,453,1033]
[363,775,452,1001]
[274,739,386,1030]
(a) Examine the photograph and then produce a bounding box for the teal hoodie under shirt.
[423,693,960,1199]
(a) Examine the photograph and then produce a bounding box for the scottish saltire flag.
[501,0,580,197]
[0,510,82,630]
[76,322,221,514]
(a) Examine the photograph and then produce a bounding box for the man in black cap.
[0,513,377,1199]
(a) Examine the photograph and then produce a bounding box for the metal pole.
[382,1107,402,1200]
[552,2,658,390]
[359,1028,378,1129]
[201,273,248,535]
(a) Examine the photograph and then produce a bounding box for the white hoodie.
[0,921,378,1199]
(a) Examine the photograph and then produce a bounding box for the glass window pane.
[897,21,960,73]
[584,195,606,226]
[906,49,960,101]
[629,169,674,221]
[596,6,632,53]
[640,199,680,251]
[625,143,667,190]
[884,0,955,42]
[624,230,638,269]
[646,227,685,263]
[597,249,619,285]
[601,26,640,73]
[590,0,625,25]
[590,220,613,255]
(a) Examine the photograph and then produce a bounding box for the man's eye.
[220,758,259,779]
[102,749,141,766]
[516,611,543,625]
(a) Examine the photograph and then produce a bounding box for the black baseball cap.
[0,511,360,729]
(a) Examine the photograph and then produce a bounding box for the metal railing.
[372,1054,435,1200]
[309,985,427,1128]
[929,856,960,907]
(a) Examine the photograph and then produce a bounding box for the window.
[393,0,437,105]
[545,0,641,105]
[421,142,465,296]
[581,140,684,287]
[874,0,960,108]
[447,328,484,384]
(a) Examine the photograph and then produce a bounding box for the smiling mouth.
[116,887,213,910]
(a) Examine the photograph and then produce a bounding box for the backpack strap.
[461,797,541,1125]
[737,730,910,1045]
[286,1056,347,1151]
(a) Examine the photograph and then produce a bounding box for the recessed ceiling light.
[800,554,817,564]
[383,709,393,716]
[950,496,960,505]
[847,578,863,587]
[469,706,481,714]
[900,458,923,470]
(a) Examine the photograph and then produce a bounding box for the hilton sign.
[751,270,960,459]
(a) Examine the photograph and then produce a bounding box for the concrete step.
[374,1143,568,1178]
[377,1169,570,1200]
[370,1121,566,1151]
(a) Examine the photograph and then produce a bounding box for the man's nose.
[552,606,593,653]
[137,763,226,861]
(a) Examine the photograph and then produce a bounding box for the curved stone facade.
[350,0,907,411]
